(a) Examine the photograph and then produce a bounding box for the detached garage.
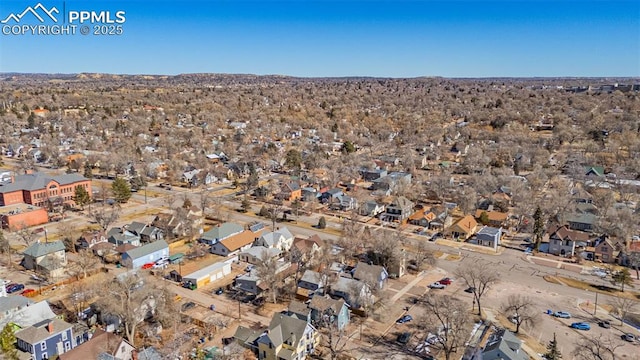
[182,257,235,289]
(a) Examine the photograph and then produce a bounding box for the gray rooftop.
[483,329,529,360]
[15,318,72,344]
[0,172,88,194]
[477,226,502,237]
[200,222,244,242]
[124,240,168,260]
[22,241,65,258]
[0,296,33,315]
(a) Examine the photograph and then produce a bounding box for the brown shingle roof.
[474,210,508,222]
[220,229,264,252]
[59,329,131,360]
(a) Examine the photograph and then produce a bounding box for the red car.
[438,278,453,285]
[141,262,155,270]
[20,289,35,296]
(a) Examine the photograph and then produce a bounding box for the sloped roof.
[219,229,263,252]
[309,295,345,314]
[0,172,88,194]
[59,329,132,360]
[450,215,478,235]
[353,262,386,285]
[0,300,56,329]
[267,313,311,349]
[22,241,65,258]
[124,240,168,260]
[260,227,293,246]
[0,296,33,316]
[482,329,528,360]
[390,196,414,209]
[15,318,72,344]
[201,222,244,242]
[241,246,281,260]
[126,221,147,234]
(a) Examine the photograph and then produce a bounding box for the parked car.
[429,282,446,289]
[181,302,196,311]
[396,315,413,324]
[598,320,611,329]
[141,262,155,270]
[553,311,571,318]
[438,278,452,285]
[570,322,590,331]
[622,333,635,342]
[252,297,266,306]
[464,287,476,293]
[20,288,35,296]
[7,284,25,294]
[397,332,412,344]
[152,262,167,269]
[215,287,224,295]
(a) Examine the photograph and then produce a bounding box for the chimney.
[46,321,54,333]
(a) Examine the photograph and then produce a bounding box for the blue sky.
[0,0,638,77]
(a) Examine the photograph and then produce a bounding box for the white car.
[429,282,446,289]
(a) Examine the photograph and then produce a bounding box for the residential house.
[151,213,183,239]
[121,240,169,269]
[210,228,264,257]
[291,235,325,263]
[22,240,67,279]
[446,215,478,240]
[371,171,412,192]
[107,227,141,247]
[333,194,357,211]
[297,270,327,296]
[254,227,294,252]
[359,200,385,217]
[546,225,593,257]
[320,188,343,204]
[381,196,414,223]
[277,181,302,202]
[329,277,373,309]
[0,295,34,325]
[59,329,135,360]
[239,247,281,265]
[125,222,164,243]
[76,230,107,251]
[235,270,263,295]
[360,168,387,182]
[408,208,436,227]
[474,209,508,228]
[308,295,350,331]
[584,166,605,178]
[287,301,311,322]
[473,226,502,251]
[182,169,201,187]
[16,318,76,359]
[352,262,388,290]
[566,202,597,232]
[235,312,319,360]
[255,313,319,360]
[199,222,244,245]
[482,328,529,360]
[594,238,622,264]
[300,187,318,202]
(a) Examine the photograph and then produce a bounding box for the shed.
[182,258,235,289]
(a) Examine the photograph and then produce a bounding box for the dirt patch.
[543,275,639,300]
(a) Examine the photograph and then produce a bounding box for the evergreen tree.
[73,185,91,210]
[341,140,356,154]
[318,216,327,229]
[544,333,561,360]
[112,177,132,203]
[241,196,251,213]
[0,324,18,360]
[533,206,544,251]
[83,162,93,179]
[612,268,633,292]
[479,211,490,225]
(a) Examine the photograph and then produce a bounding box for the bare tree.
[317,307,351,360]
[68,249,98,279]
[411,239,436,270]
[0,230,14,268]
[255,249,280,304]
[267,201,284,231]
[94,273,157,346]
[501,294,539,333]
[609,297,639,326]
[89,205,121,230]
[12,224,36,247]
[418,295,471,360]
[572,334,624,360]
[455,261,499,316]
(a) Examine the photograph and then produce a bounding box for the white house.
[253,227,294,252]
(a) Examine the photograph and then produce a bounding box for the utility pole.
[594,291,598,316]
